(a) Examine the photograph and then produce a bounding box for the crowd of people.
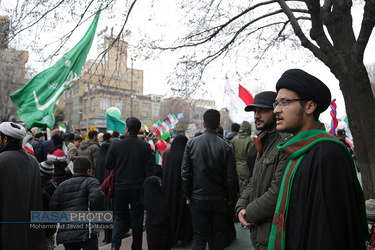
[0,68,370,250]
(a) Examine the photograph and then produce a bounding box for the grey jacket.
[66,142,79,163]
[78,139,100,175]
[235,130,290,249]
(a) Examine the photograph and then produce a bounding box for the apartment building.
[64,37,163,132]
[0,16,29,122]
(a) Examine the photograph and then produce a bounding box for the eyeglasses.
[273,99,305,109]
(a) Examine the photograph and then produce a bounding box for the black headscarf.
[276,69,331,113]
[161,135,193,245]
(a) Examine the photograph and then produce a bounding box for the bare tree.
[4,0,375,197]
[143,0,375,198]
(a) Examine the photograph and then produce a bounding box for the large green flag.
[106,113,126,134]
[10,8,101,128]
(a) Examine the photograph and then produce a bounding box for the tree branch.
[356,0,375,60]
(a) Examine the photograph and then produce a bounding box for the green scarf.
[268,121,368,250]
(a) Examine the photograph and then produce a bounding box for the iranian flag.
[148,138,155,151]
[166,113,178,127]
[224,76,254,124]
[155,150,162,166]
[24,142,34,155]
[59,122,66,133]
[239,84,254,105]
[159,120,170,133]
[151,123,164,138]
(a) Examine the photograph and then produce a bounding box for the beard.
[256,115,277,131]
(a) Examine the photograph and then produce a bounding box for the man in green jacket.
[78,130,100,176]
[235,91,290,250]
[230,121,254,197]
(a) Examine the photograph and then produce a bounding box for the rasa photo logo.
[31,211,113,224]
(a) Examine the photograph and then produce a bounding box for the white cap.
[0,122,26,140]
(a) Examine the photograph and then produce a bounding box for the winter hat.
[62,132,69,139]
[52,134,64,146]
[39,161,54,177]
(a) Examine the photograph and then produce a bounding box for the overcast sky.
[1,0,374,125]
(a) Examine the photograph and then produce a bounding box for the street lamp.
[130,57,136,117]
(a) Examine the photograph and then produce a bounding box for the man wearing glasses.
[268,69,367,249]
[235,91,289,250]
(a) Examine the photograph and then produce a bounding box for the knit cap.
[39,161,54,177]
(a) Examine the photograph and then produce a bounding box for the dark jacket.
[181,130,238,202]
[0,144,45,249]
[225,131,238,141]
[41,175,58,237]
[235,130,289,248]
[78,139,100,176]
[95,142,111,184]
[36,139,54,162]
[49,173,105,245]
[105,134,155,189]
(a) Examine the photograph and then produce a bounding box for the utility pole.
[130,57,136,117]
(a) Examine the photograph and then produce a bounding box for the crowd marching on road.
[0,69,371,250]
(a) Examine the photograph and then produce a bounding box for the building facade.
[0,16,29,122]
[64,37,163,132]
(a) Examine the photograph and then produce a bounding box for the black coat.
[181,130,238,202]
[285,142,366,249]
[105,134,155,189]
[162,135,193,245]
[49,173,105,245]
[0,144,45,249]
[142,176,173,250]
[95,142,111,184]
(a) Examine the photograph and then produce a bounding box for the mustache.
[255,119,263,123]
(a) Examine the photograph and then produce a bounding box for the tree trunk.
[335,64,375,199]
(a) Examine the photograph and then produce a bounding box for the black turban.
[276,69,331,113]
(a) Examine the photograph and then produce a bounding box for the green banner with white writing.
[10,7,101,128]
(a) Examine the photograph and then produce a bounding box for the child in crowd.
[49,157,105,249]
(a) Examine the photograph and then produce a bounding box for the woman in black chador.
[142,176,172,250]
[162,135,193,246]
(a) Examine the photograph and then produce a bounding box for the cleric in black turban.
[275,69,331,113]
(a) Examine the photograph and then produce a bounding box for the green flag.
[106,113,126,134]
[10,8,101,128]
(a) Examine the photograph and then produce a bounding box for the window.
[115,99,124,111]
[142,103,151,112]
[90,98,95,111]
[84,99,88,111]
[66,105,70,116]
[153,104,160,117]
[73,83,79,94]
[151,96,161,102]
[73,97,80,106]
[100,97,111,110]
[132,101,139,112]
[72,110,80,123]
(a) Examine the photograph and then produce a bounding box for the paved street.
[54,222,253,249]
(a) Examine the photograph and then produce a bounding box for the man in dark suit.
[106,117,155,250]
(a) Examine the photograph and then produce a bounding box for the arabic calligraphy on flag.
[10,7,101,128]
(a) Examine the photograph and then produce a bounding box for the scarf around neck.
[268,121,368,250]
